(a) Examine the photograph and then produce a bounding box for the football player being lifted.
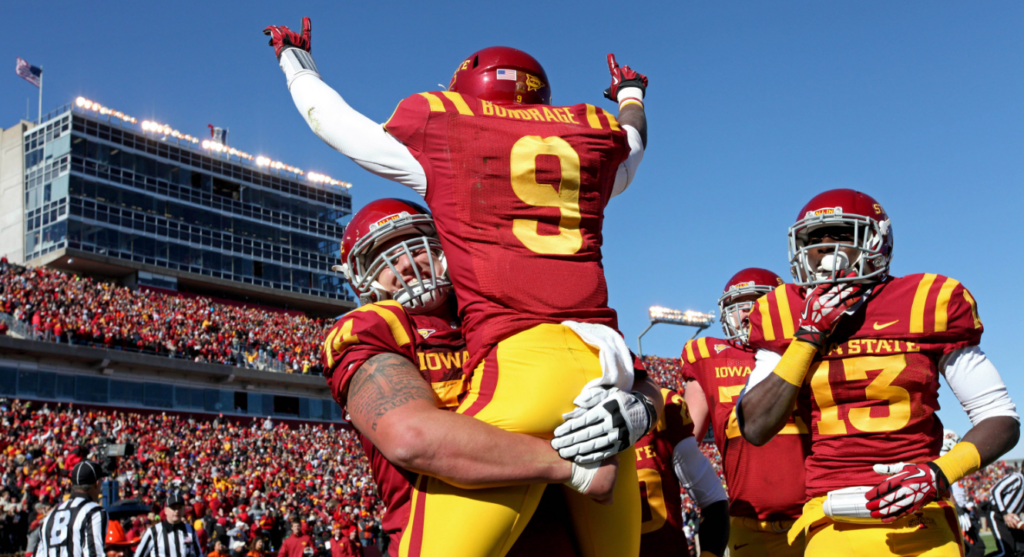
[633,386,730,557]
[737,189,1019,556]
[681,268,810,557]
[322,199,617,556]
[267,18,662,557]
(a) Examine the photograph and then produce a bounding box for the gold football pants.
[398,323,641,557]
[728,516,804,557]
[796,496,964,557]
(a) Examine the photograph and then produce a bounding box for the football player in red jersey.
[323,199,615,556]
[737,189,1019,557]
[268,18,661,557]
[635,387,729,557]
[681,268,810,557]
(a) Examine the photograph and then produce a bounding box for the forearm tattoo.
[348,353,435,431]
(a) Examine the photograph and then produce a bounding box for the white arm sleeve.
[279,48,427,195]
[951,480,968,507]
[672,436,728,508]
[940,345,1019,425]
[610,125,644,198]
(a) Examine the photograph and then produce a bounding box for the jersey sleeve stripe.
[585,104,603,129]
[323,327,342,368]
[697,337,711,359]
[962,289,983,329]
[684,340,696,364]
[910,273,938,333]
[758,295,776,341]
[354,303,412,346]
[775,286,795,339]
[417,92,446,112]
[934,277,960,333]
[601,109,621,131]
[440,92,474,116]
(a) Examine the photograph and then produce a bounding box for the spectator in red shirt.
[276,520,312,557]
[327,525,361,557]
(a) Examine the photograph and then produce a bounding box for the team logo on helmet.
[370,213,408,231]
[525,73,546,91]
[806,206,842,218]
[728,281,755,291]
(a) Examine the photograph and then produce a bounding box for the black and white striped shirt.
[36,494,107,557]
[133,521,203,557]
[993,472,1024,515]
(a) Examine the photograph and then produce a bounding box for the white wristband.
[617,86,644,103]
[280,48,320,89]
[566,461,600,493]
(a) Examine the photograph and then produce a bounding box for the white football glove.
[958,511,971,533]
[551,387,656,464]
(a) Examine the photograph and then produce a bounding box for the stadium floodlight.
[637,306,715,358]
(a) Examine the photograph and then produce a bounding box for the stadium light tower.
[637,306,716,357]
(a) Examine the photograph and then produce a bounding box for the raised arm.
[739,280,863,445]
[347,353,617,500]
[603,53,647,197]
[264,18,427,194]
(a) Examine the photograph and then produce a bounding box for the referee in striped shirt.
[134,492,203,557]
[988,471,1024,557]
[37,460,108,557]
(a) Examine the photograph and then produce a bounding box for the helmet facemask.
[342,214,452,313]
[718,285,773,345]
[788,212,892,287]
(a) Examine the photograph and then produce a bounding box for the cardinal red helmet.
[335,199,450,312]
[718,268,784,345]
[448,46,551,106]
[788,189,893,287]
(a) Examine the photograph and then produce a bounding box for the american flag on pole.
[16,57,42,87]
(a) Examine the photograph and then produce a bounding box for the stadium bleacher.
[0,259,329,375]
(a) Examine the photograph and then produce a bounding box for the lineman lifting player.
[266,17,663,557]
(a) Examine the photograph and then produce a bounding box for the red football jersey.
[748,274,984,496]
[384,92,631,373]
[321,300,468,555]
[635,388,694,540]
[680,337,809,520]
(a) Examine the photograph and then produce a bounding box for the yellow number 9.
[509,135,583,255]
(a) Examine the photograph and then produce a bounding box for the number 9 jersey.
[747,274,983,497]
[383,92,632,373]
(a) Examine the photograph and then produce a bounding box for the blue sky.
[3,2,1023,456]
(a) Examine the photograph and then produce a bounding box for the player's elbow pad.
[673,437,728,507]
[942,346,1019,425]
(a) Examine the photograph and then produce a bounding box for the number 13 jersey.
[747,274,983,497]
[384,92,631,373]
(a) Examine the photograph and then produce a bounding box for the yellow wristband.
[772,340,818,387]
[933,441,981,484]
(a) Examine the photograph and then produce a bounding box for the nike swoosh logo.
[873,320,899,330]
[734,543,749,550]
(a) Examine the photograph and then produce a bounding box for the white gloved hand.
[958,511,971,533]
[551,387,654,464]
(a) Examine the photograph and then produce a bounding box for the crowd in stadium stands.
[642,355,686,393]
[0,259,1019,553]
[0,399,383,555]
[0,260,330,376]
